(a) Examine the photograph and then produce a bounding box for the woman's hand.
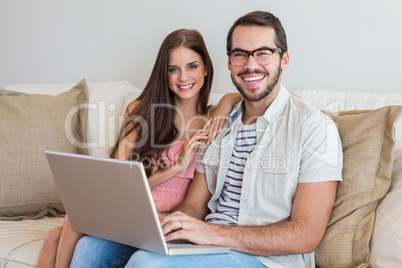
[205,115,226,146]
[176,129,208,172]
[205,93,243,145]
[147,130,208,189]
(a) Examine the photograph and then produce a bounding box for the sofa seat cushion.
[0,217,64,268]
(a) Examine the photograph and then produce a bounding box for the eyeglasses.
[227,48,282,67]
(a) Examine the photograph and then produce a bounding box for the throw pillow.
[0,79,88,220]
[315,106,402,267]
[5,81,142,158]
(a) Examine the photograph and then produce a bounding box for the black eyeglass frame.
[227,47,282,57]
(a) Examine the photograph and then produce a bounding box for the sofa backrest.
[294,89,402,142]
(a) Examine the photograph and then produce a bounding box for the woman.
[36,29,241,268]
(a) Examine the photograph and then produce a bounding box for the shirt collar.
[228,84,290,124]
[229,101,244,123]
[261,84,290,124]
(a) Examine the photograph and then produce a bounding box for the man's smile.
[241,75,266,85]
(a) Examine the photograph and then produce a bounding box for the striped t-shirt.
[205,122,256,225]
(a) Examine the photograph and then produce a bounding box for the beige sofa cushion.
[5,81,142,158]
[315,106,402,267]
[371,141,402,267]
[0,217,64,267]
[0,79,88,220]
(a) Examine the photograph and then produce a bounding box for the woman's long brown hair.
[110,29,213,176]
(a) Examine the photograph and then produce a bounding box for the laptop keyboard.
[167,242,194,246]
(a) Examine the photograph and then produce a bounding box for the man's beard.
[231,64,281,102]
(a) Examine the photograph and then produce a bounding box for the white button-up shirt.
[196,84,343,268]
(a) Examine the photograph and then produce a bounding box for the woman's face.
[168,46,207,102]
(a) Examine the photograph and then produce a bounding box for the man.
[124,10,343,268]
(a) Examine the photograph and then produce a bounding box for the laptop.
[45,150,230,255]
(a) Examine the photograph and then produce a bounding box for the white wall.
[0,0,401,93]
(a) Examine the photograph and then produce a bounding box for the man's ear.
[281,51,289,70]
[227,57,231,71]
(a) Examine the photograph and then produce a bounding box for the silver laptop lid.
[45,150,169,255]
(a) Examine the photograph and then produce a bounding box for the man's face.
[228,26,289,102]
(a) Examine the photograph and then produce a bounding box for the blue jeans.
[71,235,266,268]
[70,235,138,268]
[125,249,266,268]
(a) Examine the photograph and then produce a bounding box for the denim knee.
[71,235,137,268]
[126,250,167,268]
[125,249,266,268]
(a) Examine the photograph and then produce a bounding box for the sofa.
[1,79,401,268]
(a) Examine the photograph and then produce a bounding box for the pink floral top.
[150,140,196,212]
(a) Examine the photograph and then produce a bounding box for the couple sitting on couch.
[37,10,342,268]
